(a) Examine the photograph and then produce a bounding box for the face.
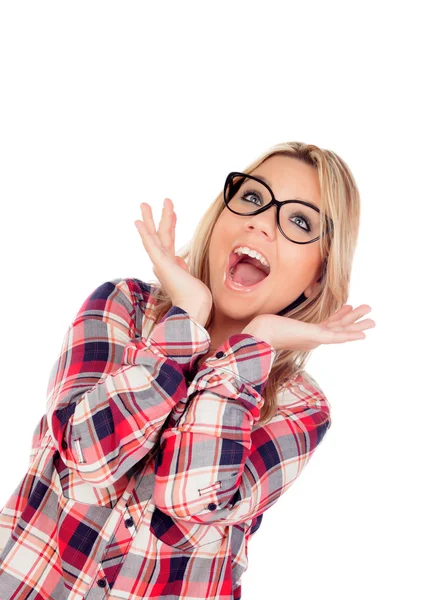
[208,155,324,327]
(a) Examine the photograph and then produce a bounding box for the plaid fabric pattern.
[0,277,331,599]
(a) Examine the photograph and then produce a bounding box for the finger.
[342,306,373,327]
[135,219,169,263]
[157,198,175,255]
[325,305,354,324]
[135,219,162,250]
[327,318,376,334]
[329,304,373,328]
[140,202,159,237]
[171,210,177,250]
[319,305,354,328]
[139,202,176,264]
[336,331,367,342]
[320,328,366,344]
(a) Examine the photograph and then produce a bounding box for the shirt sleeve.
[45,277,210,488]
[152,347,331,526]
[28,413,49,468]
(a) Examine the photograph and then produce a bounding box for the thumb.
[175,256,190,272]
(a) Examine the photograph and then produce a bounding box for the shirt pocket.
[53,451,131,509]
[149,505,229,554]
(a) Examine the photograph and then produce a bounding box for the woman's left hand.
[242,304,376,352]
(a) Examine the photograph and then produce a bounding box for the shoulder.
[104,276,158,300]
[83,276,159,308]
[122,276,159,300]
[72,277,161,337]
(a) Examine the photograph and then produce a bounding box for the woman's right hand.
[135,197,213,328]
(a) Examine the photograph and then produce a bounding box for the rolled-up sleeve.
[152,344,331,525]
[45,277,210,488]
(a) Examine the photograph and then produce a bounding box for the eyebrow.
[252,174,319,210]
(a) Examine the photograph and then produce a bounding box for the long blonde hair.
[145,141,360,427]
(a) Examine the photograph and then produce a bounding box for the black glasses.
[223,172,334,245]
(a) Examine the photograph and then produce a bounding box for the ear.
[303,268,324,298]
[303,280,322,299]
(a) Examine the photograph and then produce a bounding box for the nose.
[243,204,278,240]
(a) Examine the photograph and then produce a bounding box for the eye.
[240,189,263,206]
[291,215,311,231]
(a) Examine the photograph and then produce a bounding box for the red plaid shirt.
[0,277,331,599]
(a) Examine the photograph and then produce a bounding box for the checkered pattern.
[0,277,331,599]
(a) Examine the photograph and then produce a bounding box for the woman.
[0,141,375,599]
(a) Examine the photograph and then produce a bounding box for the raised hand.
[134,197,213,328]
[242,304,376,352]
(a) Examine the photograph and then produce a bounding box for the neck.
[206,311,253,353]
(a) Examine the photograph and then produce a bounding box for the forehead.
[250,155,321,208]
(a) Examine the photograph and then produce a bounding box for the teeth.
[233,246,270,269]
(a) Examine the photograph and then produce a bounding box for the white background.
[0,2,427,598]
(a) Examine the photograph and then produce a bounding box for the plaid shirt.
[0,277,331,599]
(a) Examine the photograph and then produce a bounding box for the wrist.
[192,310,211,329]
[242,319,268,342]
[172,299,211,328]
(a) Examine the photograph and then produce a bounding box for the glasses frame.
[223,171,335,245]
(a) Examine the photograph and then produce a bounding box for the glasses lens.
[225,174,323,243]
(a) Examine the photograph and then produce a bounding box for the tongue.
[231,262,267,286]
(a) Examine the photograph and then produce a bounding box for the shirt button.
[215,351,225,359]
[61,440,68,450]
[124,517,134,528]
[208,503,217,511]
[97,578,107,587]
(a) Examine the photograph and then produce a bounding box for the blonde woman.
[0,141,375,599]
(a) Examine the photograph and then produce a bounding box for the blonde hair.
[145,141,360,427]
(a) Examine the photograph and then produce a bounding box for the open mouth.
[226,250,270,289]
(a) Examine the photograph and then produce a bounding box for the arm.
[45,277,210,487]
[28,414,49,468]
[152,338,331,526]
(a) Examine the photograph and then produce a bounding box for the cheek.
[208,236,220,272]
[275,254,319,288]
[209,217,234,265]
[208,232,225,281]
[280,241,321,269]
